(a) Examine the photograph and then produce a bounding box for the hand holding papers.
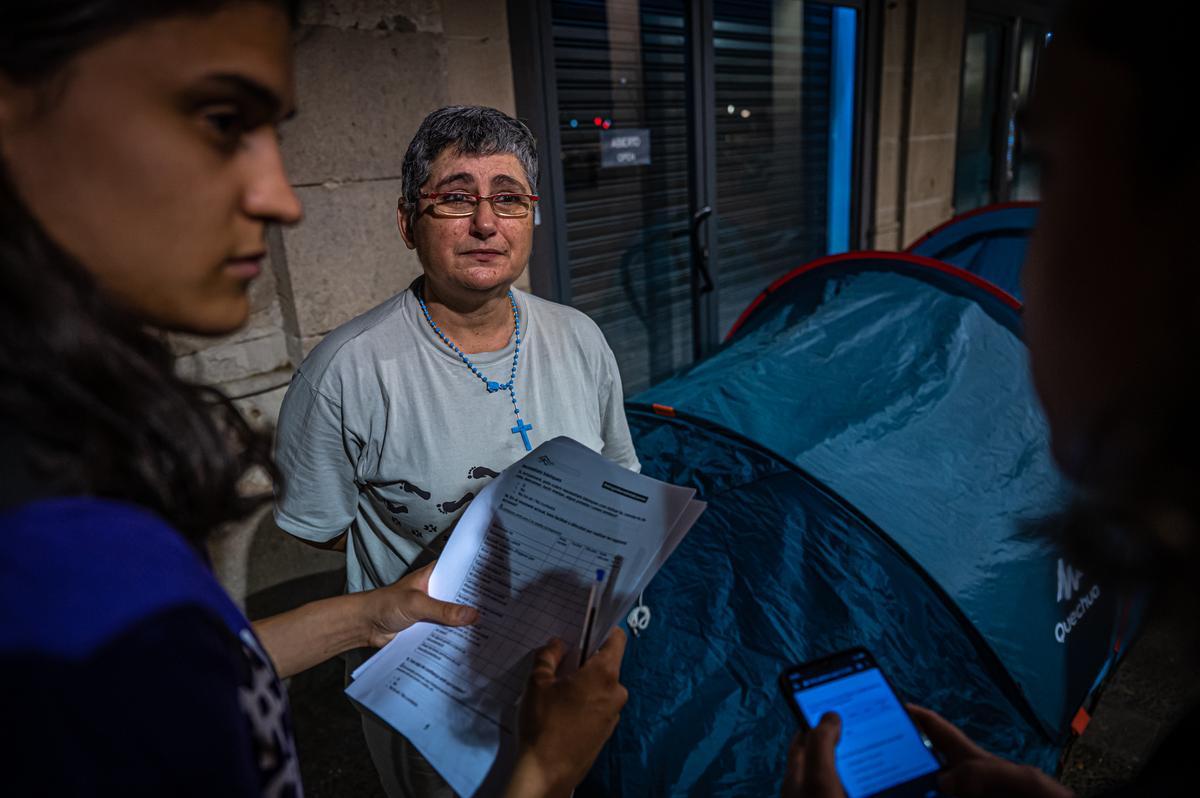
[346,436,705,797]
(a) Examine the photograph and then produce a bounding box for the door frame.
[508,0,880,358]
[955,0,1055,208]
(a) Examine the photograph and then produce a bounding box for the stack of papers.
[347,436,705,796]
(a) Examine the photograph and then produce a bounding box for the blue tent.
[906,202,1039,299]
[583,252,1133,797]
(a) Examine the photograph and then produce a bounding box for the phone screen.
[783,650,940,798]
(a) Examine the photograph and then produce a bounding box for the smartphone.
[779,648,942,798]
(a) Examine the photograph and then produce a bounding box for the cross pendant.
[511,418,533,451]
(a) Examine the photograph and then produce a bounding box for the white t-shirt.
[273,282,640,593]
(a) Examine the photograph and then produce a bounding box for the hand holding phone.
[782,710,850,798]
[903,706,1073,798]
[779,648,942,798]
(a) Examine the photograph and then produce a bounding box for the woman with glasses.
[272,104,640,797]
[0,5,626,795]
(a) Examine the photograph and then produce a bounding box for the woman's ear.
[397,202,417,250]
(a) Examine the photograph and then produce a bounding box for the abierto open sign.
[600,128,651,167]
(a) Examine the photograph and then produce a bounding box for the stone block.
[913,0,966,69]
[872,221,900,251]
[909,64,962,138]
[903,197,953,247]
[443,0,508,39]
[878,67,905,141]
[874,138,900,213]
[904,134,957,204]
[445,36,516,115]
[176,328,292,389]
[265,225,306,366]
[232,380,292,430]
[282,178,423,338]
[881,0,911,70]
[298,0,443,33]
[283,26,448,185]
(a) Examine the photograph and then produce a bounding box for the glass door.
[1010,20,1049,200]
[542,0,862,394]
[953,10,1050,212]
[712,0,859,337]
[954,14,1005,214]
[551,0,695,395]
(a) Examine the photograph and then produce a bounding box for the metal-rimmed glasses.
[417,191,540,218]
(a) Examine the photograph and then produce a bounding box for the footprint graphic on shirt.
[423,523,438,537]
[437,492,475,515]
[384,500,408,515]
[467,466,500,480]
[396,480,431,500]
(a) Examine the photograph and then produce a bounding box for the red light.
[602,120,611,129]
[593,117,603,126]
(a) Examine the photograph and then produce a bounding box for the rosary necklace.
[417,288,534,451]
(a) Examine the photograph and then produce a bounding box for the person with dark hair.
[271,104,640,797]
[0,3,627,796]
[780,2,1198,797]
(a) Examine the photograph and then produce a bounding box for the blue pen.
[578,568,606,667]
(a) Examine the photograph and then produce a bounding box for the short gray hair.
[401,106,539,207]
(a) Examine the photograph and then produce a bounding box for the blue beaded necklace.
[417,287,534,451]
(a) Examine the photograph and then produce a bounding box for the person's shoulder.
[295,288,413,388]
[0,497,241,659]
[522,289,606,341]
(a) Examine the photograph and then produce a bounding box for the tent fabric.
[583,253,1126,797]
[581,412,1058,798]
[906,202,1039,299]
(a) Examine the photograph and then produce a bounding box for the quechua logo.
[1055,558,1101,643]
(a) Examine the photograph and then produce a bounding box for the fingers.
[782,716,845,798]
[530,638,567,684]
[938,759,1075,798]
[588,627,627,671]
[905,706,1070,798]
[407,590,479,626]
[574,629,628,714]
[802,713,844,798]
[939,760,1002,798]
[406,561,435,590]
[781,731,806,798]
[906,704,986,764]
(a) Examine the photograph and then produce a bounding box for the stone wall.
[872,0,966,249]
[178,0,521,608]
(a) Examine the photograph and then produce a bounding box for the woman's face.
[398,150,533,302]
[0,2,301,335]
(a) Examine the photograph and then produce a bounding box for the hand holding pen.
[506,629,629,798]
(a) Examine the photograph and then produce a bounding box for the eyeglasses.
[417,191,539,218]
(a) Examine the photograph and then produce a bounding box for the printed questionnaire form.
[347,437,704,797]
